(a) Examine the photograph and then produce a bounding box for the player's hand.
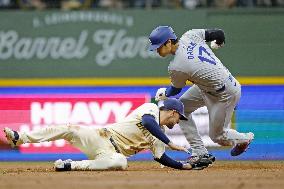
[168,141,190,154]
[182,163,194,170]
[210,40,224,50]
[182,162,206,170]
[180,158,210,170]
[155,88,168,101]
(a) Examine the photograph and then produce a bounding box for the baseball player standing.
[4,98,207,171]
[148,26,254,165]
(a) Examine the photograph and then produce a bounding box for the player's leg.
[205,89,254,156]
[3,124,79,148]
[68,127,122,159]
[55,128,128,171]
[206,92,254,145]
[54,127,127,171]
[3,124,106,156]
[55,152,127,171]
[179,85,212,160]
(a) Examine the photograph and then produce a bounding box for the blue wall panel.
[0,85,283,161]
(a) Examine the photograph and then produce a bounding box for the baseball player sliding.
[4,98,208,171]
[149,26,254,166]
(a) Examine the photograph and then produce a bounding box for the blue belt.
[103,128,121,153]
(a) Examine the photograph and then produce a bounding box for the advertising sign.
[0,94,150,153]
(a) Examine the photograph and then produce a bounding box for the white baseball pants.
[17,124,127,170]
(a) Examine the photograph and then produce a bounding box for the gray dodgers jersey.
[169,29,231,92]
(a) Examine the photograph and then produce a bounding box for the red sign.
[0,94,149,153]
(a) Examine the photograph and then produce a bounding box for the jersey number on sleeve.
[198,46,217,65]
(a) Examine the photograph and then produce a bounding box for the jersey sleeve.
[185,29,206,43]
[169,70,188,88]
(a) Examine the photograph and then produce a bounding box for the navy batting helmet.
[149,26,177,51]
[159,98,188,121]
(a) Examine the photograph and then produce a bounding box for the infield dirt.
[0,161,283,189]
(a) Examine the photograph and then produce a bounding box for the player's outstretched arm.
[142,114,188,154]
[154,153,206,170]
[166,86,182,97]
[142,114,171,144]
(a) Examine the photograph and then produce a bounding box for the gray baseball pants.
[179,76,251,156]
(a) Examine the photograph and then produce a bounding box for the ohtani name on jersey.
[187,42,197,59]
[136,122,155,145]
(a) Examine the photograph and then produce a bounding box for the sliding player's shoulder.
[136,103,159,117]
[140,103,159,111]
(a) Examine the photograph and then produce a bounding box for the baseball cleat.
[188,153,215,164]
[231,132,254,156]
[203,153,216,163]
[3,127,19,148]
[54,159,72,171]
[187,153,216,169]
[189,163,207,170]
